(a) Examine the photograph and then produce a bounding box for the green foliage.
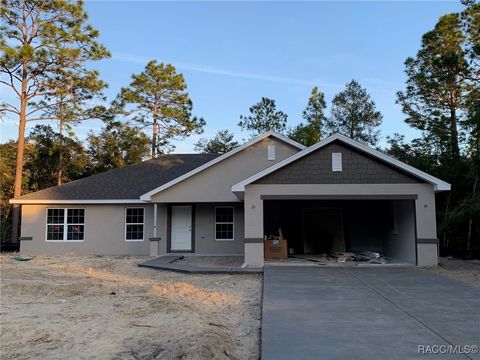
[0,0,110,122]
[326,80,382,146]
[0,126,89,242]
[396,11,479,163]
[1,0,110,242]
[393,5,480,258]
[25,125,89,190]
[118,61,205,157]
[0,141,18,242]
[238,97,288,136]
[87,120,151,173]
[288,87,326,146]
[194,130,240,154]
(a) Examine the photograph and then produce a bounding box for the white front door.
[171,205,192,251]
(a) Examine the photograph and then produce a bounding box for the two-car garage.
[234,134,450,267]
[263,198,417,264]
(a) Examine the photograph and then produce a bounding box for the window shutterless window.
[46,208,84,241]
[215,207,234,241]
[125,208,144,241]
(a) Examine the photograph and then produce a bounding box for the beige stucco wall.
[193,203,244,254]
[151,137,300,203]
[19,203,246,256]
[20,204,160,256]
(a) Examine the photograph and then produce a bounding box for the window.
[215,207,234,240]
[46,208,84,241]
[332,152,342,172]
[125,208,144,241]
[267,145,276,161]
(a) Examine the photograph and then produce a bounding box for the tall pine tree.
[288,87,326,146]
[326,80,382,146]
[239,97,288,137]
[0,0,110,242]
[118,61,205,157]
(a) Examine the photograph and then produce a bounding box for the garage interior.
[263,199,417,264]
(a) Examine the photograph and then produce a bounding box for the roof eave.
[9,199,149,205]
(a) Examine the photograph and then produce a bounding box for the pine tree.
[326,80,382,146]
[194,130,239,154]
[0,0,110,242]
[118,61,205,157]
[288,87,326,146]
[239,97,288,136]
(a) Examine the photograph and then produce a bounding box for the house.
[11,131,450,267]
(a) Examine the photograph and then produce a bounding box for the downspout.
[153,203,158,238]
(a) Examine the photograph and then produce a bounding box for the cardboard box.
[264,238,288,260]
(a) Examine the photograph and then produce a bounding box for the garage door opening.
[263,199,417,264]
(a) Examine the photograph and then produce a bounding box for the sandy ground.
[429,257,480,287]
[0,254,262,360]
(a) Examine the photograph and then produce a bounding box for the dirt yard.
[430,257,480,287]
[0,254,262,360]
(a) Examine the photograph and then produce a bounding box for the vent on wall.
[332,152,342,171]
[267,145,276,161]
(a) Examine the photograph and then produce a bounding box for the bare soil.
[0,254,262,360]
[430,257,480,287]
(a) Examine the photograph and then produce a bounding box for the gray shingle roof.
[16,154,221,201]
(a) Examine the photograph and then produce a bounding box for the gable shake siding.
[254,141,424,185]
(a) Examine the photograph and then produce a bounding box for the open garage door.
[263,199,417,264]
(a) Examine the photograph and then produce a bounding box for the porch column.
[415,186,438,267]
[244,189,264,267]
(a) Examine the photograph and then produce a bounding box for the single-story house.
[11,131,450,267]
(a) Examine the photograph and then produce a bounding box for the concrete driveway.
[262,266,480,360]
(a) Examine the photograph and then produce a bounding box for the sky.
[0,0,465,152]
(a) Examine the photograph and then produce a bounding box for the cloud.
[112,51,344,89]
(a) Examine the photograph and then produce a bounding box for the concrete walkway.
[262,266,480,360]
[138,256,262,274]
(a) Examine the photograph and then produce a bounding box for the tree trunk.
[58,121,63,185]
[152,107,158,159]
[442,191,452,250]
[466,174,478,252]
[11,64,28,243]
[449,107,460,161]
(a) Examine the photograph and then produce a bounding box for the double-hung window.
[46,208,84,241]
[215,207,234,241]
[125,208,144,241]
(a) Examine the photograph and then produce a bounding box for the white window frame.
[332,152,343,172]
[124,207,145,242]
[215,206,234,241]
[45,208,85,242]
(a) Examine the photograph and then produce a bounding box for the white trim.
[232,133,451,193]
[214,206,234,241]
[153,203,158,238]
[45,208,85,242]
[139,131,305,201]
[10,199,148,205]
[124,207,145,242]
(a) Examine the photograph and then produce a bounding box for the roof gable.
[254,140,423,185]
[232,134,451,192]
[139,131,305,201]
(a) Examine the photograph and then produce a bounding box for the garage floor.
[262,266,480,360]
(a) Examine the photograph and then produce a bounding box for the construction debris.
[331,251,391,264]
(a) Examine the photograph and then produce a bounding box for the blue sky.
[1,1,464,152]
